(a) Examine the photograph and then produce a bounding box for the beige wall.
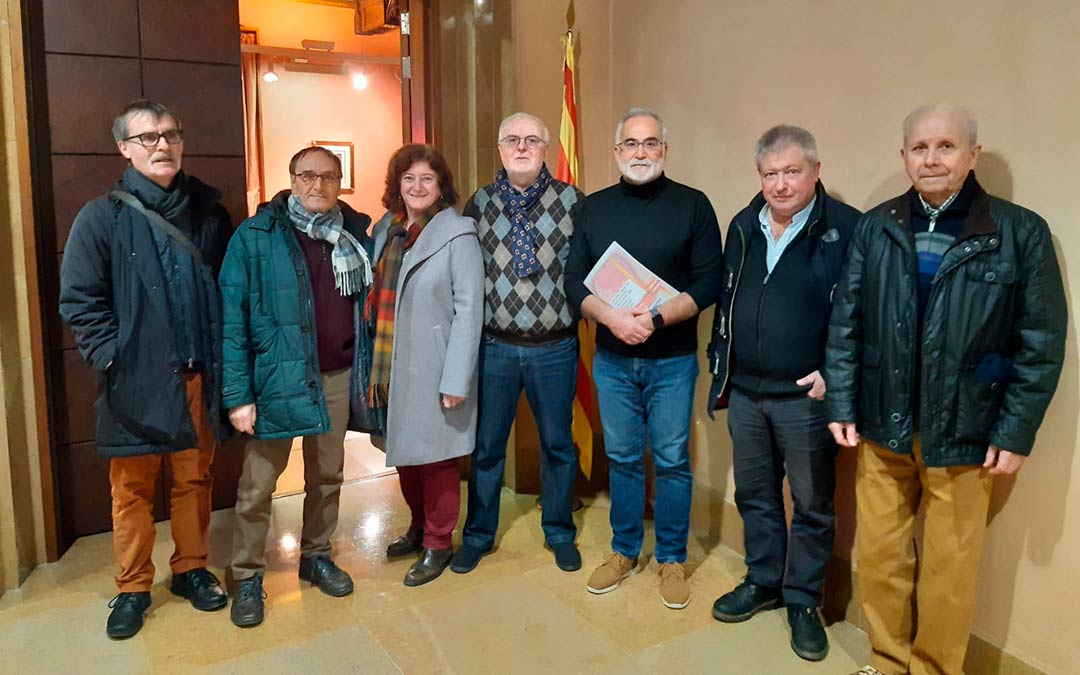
[517,1,1078,671]
[256,67,403,217]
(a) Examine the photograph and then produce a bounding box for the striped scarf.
[366,207,437,407]
[287,195,372,296]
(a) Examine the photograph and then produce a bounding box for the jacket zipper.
[715,225,747,394]
[281,218,327,431]
[752,215,820,376]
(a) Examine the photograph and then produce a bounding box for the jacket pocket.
[965,261,1017,285]
[954,370,1006,444]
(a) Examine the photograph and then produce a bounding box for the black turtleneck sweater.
[565,174,724,358]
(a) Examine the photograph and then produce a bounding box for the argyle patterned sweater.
[464,179,584,338]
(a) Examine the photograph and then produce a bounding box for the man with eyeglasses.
[221,145,374,628]
[60,99,233,638]
[706,125,860,662]
[565,107,723,610]
[448,112,585,575]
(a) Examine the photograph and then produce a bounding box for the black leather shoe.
[548,542,582,572]
[170,567,228,611]
[788,605,829,661]
[106,591,152,639]
[711,580,782,622]
[230,575,266,628]
[450,544,490,574]
[386,528,424,558]
[404,548,452,587]
[299,555,354,597]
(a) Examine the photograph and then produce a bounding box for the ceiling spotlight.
[263,61,278,83]
[352,72,369,90]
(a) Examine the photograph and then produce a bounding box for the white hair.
[903,104,978,147]
[615,107,667,144]
[498,112,549,143]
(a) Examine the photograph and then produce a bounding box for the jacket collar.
[738,180,828,236]
[887,172,993,241]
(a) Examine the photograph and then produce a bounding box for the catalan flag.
[556,29,596,479]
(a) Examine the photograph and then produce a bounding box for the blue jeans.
[592,349,697,564]
[462,335,579,550]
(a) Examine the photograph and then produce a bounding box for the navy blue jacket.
[707,181,860,413]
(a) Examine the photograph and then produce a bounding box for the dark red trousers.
[397,458,461,550]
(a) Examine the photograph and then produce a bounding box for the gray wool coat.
[371,207,484,467]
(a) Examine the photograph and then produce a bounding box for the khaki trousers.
[110,373,217,592]
[857,438,993,675]
[231,367,350,580]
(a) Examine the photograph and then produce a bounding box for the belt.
[484,325,577,346]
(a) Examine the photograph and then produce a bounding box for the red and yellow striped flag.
[556,29,596,479]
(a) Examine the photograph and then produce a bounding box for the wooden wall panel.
[42,0,140,56]
[138,0,241,65]
[141,61,245,156]
[45,54,141,154]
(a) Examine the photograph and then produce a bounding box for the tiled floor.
[0,476,870,674]
[273,432,391,498]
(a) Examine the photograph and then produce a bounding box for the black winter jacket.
[823,178,1067,466]
[706,182,860,413]
[59,176,232,457]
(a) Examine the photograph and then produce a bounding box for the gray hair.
[615,107,667,144]
[902,104,978,147]
[498,112,549,143]
[754,125,818,170]
[112,99,182,143]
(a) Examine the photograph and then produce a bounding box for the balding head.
[901,104,982,206]
[903,104,978,147]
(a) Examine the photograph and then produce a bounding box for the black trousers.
[727,387,838,607]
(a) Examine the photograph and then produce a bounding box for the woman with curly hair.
[367,144,483,586]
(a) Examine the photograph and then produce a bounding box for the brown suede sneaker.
[658,562,691,609]
[586,552,638,594]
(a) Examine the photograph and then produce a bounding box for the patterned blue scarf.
[496,164,552,277]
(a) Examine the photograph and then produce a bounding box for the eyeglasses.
[123,129,184,148]
[293,171,342,185]
[498,135,547,149]
[617,138,666,154]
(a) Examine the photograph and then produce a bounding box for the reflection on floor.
[0,477,870,674]
[273,431,391,498]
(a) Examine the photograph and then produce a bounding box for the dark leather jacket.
[823,177,1066,466]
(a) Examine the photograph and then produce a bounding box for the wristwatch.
[650,307,665,330]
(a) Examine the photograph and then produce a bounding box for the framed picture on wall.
[312,140,355,194]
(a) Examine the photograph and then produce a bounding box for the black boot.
[403,548,452,587]
[106,591,152,639]
[386,528,424,558]
[299,555,354,597]
[711,580,782,622]
[170,567,228,611]
[230,575,265,628]
[788,605,829,661]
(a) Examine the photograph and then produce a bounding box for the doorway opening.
[236,0,409,496]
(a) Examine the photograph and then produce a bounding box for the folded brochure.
[584,241,678,311]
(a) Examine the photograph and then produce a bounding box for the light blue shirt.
[757,195,817,273]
